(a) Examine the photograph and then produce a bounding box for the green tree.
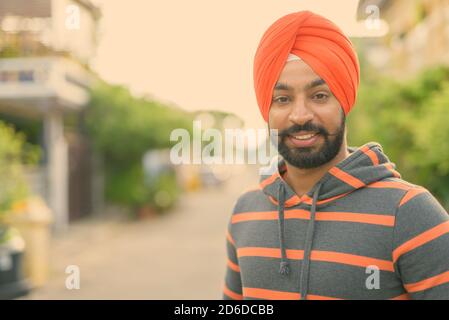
[0,120,40,222]
[84,82,193,212]
[348,66,449,208]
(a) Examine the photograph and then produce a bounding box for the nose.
[288,96,314,125]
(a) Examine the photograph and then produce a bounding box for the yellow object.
[9,196,53,288]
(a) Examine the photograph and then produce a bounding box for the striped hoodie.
[223,142,449,300]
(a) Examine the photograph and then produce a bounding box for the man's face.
[268,59,346,169]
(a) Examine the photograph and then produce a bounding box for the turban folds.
[253,11,360,122]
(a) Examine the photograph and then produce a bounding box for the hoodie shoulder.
[379,176,422,191]
[371,176,429,207]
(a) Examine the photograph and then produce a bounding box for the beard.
[273,114,345,169]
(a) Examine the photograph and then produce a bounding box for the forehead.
[276,59,322,87]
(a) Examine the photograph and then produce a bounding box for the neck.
[282,139,350,197]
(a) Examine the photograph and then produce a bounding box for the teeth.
[293,133,317,140]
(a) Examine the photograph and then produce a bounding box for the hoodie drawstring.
[277,183,289,275]
[277,182,322,278]
[277,180,323,300]
[299,183,322,299]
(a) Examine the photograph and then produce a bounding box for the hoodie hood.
[258,142,401,298]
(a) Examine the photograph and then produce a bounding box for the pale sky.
[91,0,387,129]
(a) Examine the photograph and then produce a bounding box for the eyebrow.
[274,78,326,91]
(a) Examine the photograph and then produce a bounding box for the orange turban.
[253,11,360,122]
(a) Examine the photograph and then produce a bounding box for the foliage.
[348,66,449,207]
[84,81,192,212]
[0,120,41,222]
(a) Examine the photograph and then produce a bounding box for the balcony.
[0,56,90,118]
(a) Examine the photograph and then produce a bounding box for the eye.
[273,96,290,104]
[312,93,329,101]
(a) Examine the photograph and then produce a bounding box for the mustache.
[277,122,339,138]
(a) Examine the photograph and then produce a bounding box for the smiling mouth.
[289,132,319,140]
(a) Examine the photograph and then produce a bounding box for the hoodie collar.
[259,142,401,208]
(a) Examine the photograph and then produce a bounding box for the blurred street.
[23,165,258,299]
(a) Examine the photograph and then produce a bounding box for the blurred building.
[358,0,449,77]
[0,0,101,232]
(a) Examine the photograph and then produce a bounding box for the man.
[223,10,449,300]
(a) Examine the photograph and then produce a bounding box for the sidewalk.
[24,165,259,299]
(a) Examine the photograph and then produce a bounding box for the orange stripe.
[284,209,310,220]
[223,284,243,300]
[384,163,401,178]
[302,180,413,205]
[311,250,395,272]
[237,247,304,260]
[404,269,449,293]
[268,194,301,207]
[393,220,449,263]
[390,293,411,300]
[302,191,353,205]
[232,211,278,224]
[237,247,393,271]
[226,229,235,246]
[306,294,343,300]
[284,194,301,207]
[243,287,300,300]
[399,188,427,207]
[232,210,394,227]
[232,210,310,224]
[260,172,279,189]
[329,167,365,189]
[300,194,314,205]
[368,181,412,191]
[361,146,379,166]
[269,187,352,207]
[227,259,240,272]
[316,211,395,227]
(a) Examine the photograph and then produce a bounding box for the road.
[24,165,258,299]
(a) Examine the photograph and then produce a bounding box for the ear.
[340,108,346,125]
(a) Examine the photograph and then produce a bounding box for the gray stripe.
[393,192,449,249]
[308,261,403,299]
[395,233,449,284]
[238,257,302,293]
[408,282,449,299]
